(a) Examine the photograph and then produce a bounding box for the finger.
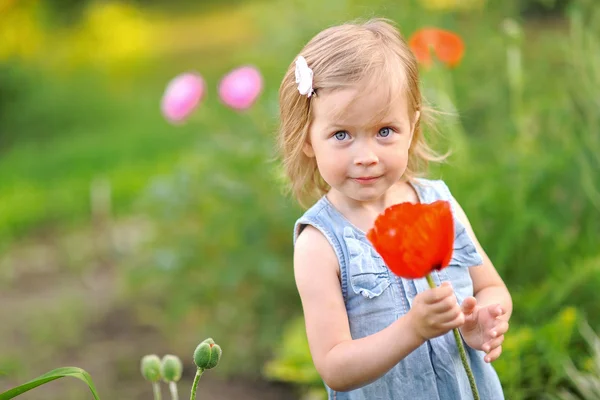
[484,345,502,363]
[425,284,454,304]
[489,321,510,337]
[438,306,463,324]
[442,311,465,329]
[461,297,478,324]
[482,335,505,353]
[429,296,458,313]
[461,297,477,314]
[463,310,478,325]
[487,304,505,318]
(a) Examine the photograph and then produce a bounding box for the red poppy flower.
[408,28,465,68]
[367,200,454,279]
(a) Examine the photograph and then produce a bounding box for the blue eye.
[334,131,348,141]
[378,127,393,137]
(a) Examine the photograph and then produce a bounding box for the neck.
[328,181,410,213]
[325,181,418,233]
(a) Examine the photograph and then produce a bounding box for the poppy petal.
[367,200,455,279]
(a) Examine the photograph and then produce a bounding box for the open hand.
[459,297,509,363]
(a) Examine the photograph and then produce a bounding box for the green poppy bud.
[161,354,183,382]
[193,338,222,370]
[141,354,162,382]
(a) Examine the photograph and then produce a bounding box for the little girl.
[277,19,512,399]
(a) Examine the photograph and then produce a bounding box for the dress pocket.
[344,227,391,299]
[350,270,391,299]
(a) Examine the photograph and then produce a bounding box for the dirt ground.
[0,218,300,400]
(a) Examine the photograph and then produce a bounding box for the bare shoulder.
[394,180,420,204]
[294,225,340,279]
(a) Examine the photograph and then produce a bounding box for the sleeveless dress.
[294,178,505,400]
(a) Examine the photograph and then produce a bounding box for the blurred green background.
[1,0,599,399]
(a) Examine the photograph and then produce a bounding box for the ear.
[303,140,315,158]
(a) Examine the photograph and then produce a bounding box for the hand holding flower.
[409,282,465,341]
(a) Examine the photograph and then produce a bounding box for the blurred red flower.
[408,28,465,68]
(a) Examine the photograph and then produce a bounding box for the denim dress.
[294,178,505,400]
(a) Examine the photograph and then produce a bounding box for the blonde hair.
[278,18,445,208]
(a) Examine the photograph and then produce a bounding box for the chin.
[347,189,386,202]
[330,181,391,203]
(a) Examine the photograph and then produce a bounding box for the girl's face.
[304,84,419,205]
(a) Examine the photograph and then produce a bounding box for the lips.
[353,176,381,184]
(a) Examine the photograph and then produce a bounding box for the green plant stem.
[189,369,204,400]
[169,382,178,400]
[426,274,480,400]
[152,381,162,400]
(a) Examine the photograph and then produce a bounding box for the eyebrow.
[377,120,401,127]
[323,124,347,131]
[323,120,401,131]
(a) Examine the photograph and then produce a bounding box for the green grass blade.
[0,367,101,400]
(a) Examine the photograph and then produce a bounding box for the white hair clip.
[295,56,315,98]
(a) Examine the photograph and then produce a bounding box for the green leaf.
[0,367,100,400]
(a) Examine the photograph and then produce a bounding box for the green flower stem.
[152,381,162,400]
[426,274,480,400]
[169,381,179,400]
[190,369,204,400]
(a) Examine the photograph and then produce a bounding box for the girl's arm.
[452,197,512,362]
[452,198,513,321]
[294,225,425,392]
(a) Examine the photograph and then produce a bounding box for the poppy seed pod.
[140,354,162,382]
[160,354,183,383]
[193,338,222,370]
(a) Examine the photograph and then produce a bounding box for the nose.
[353,145,379,166]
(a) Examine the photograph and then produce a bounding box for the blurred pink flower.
[218,66,263,111]
[161,72,205,124]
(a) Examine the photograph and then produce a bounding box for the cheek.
[383,143,411,172]
[386,141,410,159]
[398,148,411,169]
[317,155,345,176]
[314,147,346,178]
